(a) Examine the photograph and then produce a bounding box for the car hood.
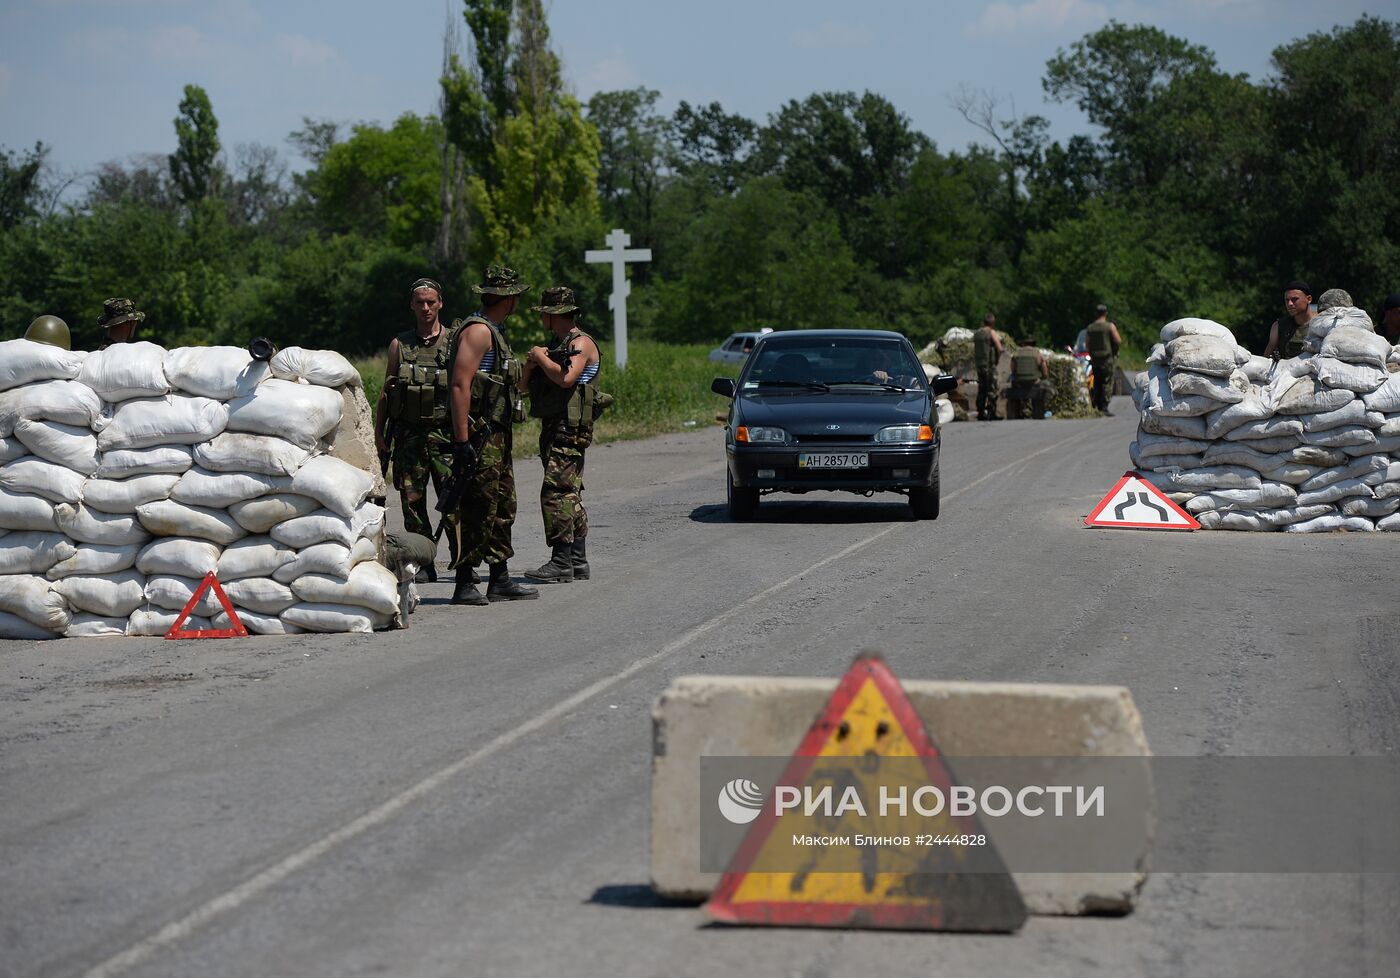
[737,390,930,436]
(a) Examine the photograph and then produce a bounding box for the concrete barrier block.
[651,675,1152,915]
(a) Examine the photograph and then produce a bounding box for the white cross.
[585,228,651,369]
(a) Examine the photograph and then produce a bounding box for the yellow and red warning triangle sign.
[702,654,1026,932]
[1085,471,1199,530]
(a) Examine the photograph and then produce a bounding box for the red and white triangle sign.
[1085,471,1199,530]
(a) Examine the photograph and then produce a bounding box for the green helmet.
[24,315,71,350]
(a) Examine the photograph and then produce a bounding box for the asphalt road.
[3,396,1398,978]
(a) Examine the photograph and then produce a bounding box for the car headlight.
[736,426,787,443]
[875,424,934,444]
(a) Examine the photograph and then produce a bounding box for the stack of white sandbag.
[1129,310,1400,532]
[0,339,399,639]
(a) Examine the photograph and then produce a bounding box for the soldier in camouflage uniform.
[973,313,1004,420]
[446,265,537,605]
[521,287,601,584]
[1085,304,1122,416]
[375,278,459,581]
[97,297,145,350]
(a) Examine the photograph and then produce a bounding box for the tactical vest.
[1012,348,1041,386]
[451,314,524,429]
[1087,320,1114,358]
[973,327,998,372]
[1277,317,1308,358]
[386,325,456,425]
[528,327,601,428]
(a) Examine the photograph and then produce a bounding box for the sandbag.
[46,542,140,580]
[97,394,229,452]
[1218,504,1336,530]
[0,379,104,437]
[1312,356,1388,393]
[0,435,23,463]
[1132,429,1211,457]
[225,379,343,450]
[76,341,170,401]
[65,614,128,637]
[280,602,390,634]
[0,456,87,504]
[1301,425,1376,449]
[1200,443,1282,474]
[1185,482,1297,513]
[1346,435,1400,456]
[13,418,99,474]
[1152,465,1262,492]
[1285,513,1346,533]
[1299,455,1390,493]
[1283,445,1347,467]
[53,503,150,546]
[1263,463,1323,486]
[1159,318,1235,344]
[1300,400,1370,433]
[0,574,70,631]
[1273,378,1356,416]
[0,338,85,392]
[1194,510,1223,530]
[1319,326,1390,369]
[55,570,148,618]
[1222,417,1304,442]
[290,561,398,615]
[1168,368,1250,404]
[1295,478,1376,507]
[1204,397,1274,440]
[162,346,270,399]
[1138,411,1207,440]
[1165,335,1244,378]
[1240,355,1276,383]
[269,347,360,388]
[272,537,378,584]
[1341,496,1400,518]
[127,609,212,637]
[0,531,75,574]
[1305,307,1374,351]
[170,467,292,509]
[136,537,222,578]
[0,489,59,531]
[1362,374,1400,412]
[1374,480,1400,500]
[194,433,311,476]
[227,493,322,534]
[94,445,194,479]
[1142,365,1217,417]
[135,500,247,544]
[1146,344,1166,364]
[223,577,298,615]
[269,501,384,549]
[1130,446,1203,471]
[288,455,373,517]
[217,536,296,581]
[1376,414,1400,437]
[212,607,303,636]
[0,609,60,640]
[81,474,180,514]
[145,574,226,617]
[1377,513,1400,531]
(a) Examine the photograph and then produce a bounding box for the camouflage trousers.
[976,368,999,419]
[455,429,516,568]
[538,420,591,545]
[392,424,458,567]
[1091,356,1117,412]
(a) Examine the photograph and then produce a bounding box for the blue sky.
[0,0,1390,179]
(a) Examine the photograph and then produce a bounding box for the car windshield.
[743,337,924,391]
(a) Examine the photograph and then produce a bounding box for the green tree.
[670,100,757,193]
[0,142,48,230]
[587,87,667,248]
[168,84,222,206]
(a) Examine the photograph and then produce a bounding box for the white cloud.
[0,63,11,99]
[144,24,215,62]
[967,0,1110,37]
[579,53,641,93]
[274,32,334,69]
[792,21,874,50]
[204,0,261,32]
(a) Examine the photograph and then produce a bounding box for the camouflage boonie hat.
[531,286,579,315]
[97,297,146,329]
[1317,288,1352,311]
[471,264,531,296]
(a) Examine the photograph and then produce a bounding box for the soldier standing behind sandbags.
[1086,304,1122,416]
[1381,293,1400,343]
[96,298,145,350]
[973,312,1004,421]
[1263,281,1316,361]
[1008,339,1049,420]
[445,265,538,606]
[375,277,459,582]
[522,287,600,584]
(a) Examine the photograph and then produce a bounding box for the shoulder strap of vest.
[451,315,506,370]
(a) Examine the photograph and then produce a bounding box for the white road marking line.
[82,425,1094,977]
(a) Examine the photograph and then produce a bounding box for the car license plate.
[798,452,868,469]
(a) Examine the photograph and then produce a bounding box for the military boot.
[525,544,574,584]
[450,565,488,606]
[486,563,539,602]
[570,537,590,581]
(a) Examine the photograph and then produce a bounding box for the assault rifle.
[432,422,491,542]
[379,418,397,484]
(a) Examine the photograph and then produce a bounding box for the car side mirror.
[711,377,737,398]
[931,374,959,396]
